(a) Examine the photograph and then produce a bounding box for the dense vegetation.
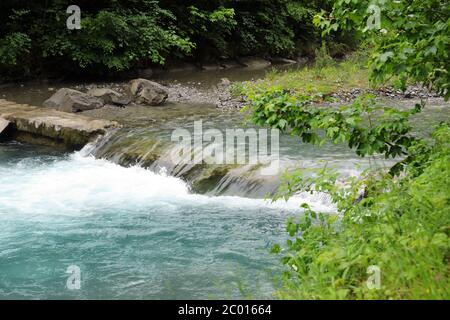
[240,0,449,299]
[0,0,347,79]
[272,123,450,299]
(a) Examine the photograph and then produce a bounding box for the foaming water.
[0,151,333,217]
[0,143,334,299]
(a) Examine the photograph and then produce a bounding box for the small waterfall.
[74,125,334,206]
[78,128,121,157]
[80,128,290,198]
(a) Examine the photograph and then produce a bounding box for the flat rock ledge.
[0,99,120,149]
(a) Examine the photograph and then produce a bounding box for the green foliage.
[234,4,296,56]
[183,5,237,54]
[0,32,31,67]
[0,0,197,76]
[42,8,194,72]
[0,0,349,78]
[273,124,450,299]
[314,43,335,69]
[315,0,450,99]
[245,92,420,165]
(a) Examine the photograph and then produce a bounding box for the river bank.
[1,48,441,112]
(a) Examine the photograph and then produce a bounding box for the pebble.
[331,85,438,102]
[52,80,438,111]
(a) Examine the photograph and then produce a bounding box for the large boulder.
[87,88,131,106]
[128,78,168,106]
[0,99,120,149]
[43,88,104,113]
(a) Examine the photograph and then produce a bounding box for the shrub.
[273,124,450,299]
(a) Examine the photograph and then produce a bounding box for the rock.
[0,117,10,134]
[43,88,104,113]
[238,57,272,69]
[87,88,131,106]
[296,56,309,66]
[219,60,241,69]
[217,78,231,89]
[128,78,169,106]
[0,99,120,149]
[271,57,297,65]
[201,63,221,71]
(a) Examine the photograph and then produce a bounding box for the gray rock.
[239,57,272,69]
[217,78,231,89]
[87,88,131,106]
[201,63,221,71]
[0,99,120,149]
[271,57,297,65]
[296,56,309,66]
[128,78,169,106]
[43,88,104,113]
[219,60,241,69]
[0,117,10,134]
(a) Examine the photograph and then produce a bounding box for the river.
[0,66,449,299]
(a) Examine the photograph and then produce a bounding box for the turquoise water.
[0,142,333,299]
[2,78,447,299]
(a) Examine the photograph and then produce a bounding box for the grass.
[232,50,375,99]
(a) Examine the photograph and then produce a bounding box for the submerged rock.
[43,88,104,113]
[128,78,169,106]
[219,60,241,69]
[87,88,131,106]
[238,57,272,69]
[201,62,222,71]
[0,99,120,149]
[270,57,297,65]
